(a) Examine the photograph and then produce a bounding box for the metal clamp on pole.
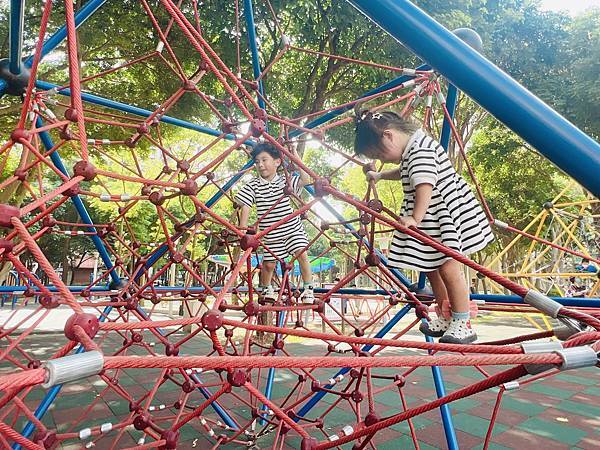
[492,219,509,230]
[502,381,520,391]
[42,351,104,388]
[523,290,562,318]
[555,346,598,371]
[521,341,563,374]
[553,323,580,340]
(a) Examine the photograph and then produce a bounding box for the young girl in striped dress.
[354,111,494,344]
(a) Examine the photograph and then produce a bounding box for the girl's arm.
[411,183,433,224]
[366,167,401,182]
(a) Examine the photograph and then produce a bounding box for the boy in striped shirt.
[235,143,314,303]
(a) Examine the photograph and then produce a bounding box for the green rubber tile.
[114,374,139,386]
[552,399,600,419]
[50,391,98,411]
[471,443,513,450]
[439,381,462,392]
[525,383,576,400]
[106,399,130,416]
[269,383,296,400]
[376,433,424,449]
[518,417,587,445]
[388,394,421,409]
[367,427,405,448]
[450,412,507,438]
[417,442,442,450]
[389,415,433,433]
[500,396,548,416]
[410,366,435,379]
[449,397,481,412]
[538,408,600,434]
[23,387,48,401]
[375,367,405,378]
[377,390,404,407]
[554,373,597,386]
[458,367,484,379]
[178,423,204,442]
[325,406,358,424]
[582,386,600,397]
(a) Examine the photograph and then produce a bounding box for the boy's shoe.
[261,285,276,302]
[439,319,477,344]
[419,317,451,337]
[300,286,315,304]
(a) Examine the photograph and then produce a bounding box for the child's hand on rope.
[365,170,381,183]
[399,216,418,228]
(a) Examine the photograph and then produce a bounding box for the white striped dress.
[234,174,308,260]
[388,129,494,271]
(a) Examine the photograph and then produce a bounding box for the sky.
[540,0,600,15]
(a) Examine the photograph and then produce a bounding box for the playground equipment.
[1,1,599,449]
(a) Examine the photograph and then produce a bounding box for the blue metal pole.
[289,64,429,139]
[347,0,600,197]
[40,121,118,281]
[3,284,598,307]
[295,304,412,419]
[35,81,254,145]
[417,273,427,290]
[243,0,267,111]
[306,186,411,286]
[17,122,238,444]
[243,0,279,408]
[415,84,458,291]
[24,0,108,68]
[9,0,25,74]
[259,310,286,425]
[37,69,424,144]
[425,331,459,450]
[439,84,459,149]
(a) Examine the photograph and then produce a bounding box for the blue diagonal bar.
[16,119,238,446]
[243,0,267,111]
[425,331,458,449]
[348,0,600,197]
[439,84,459,150]
[35,80,254,144]
[295,304,412,419]
[9,0,25,74]
[289,64,429,139]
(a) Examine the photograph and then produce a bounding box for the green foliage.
[1,0,598,278]
[561,9,600,139]
[467,122,582,230]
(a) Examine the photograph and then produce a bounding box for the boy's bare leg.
[295,251,313,285]
[260,261,277,287]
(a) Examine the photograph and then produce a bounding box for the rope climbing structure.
[0,1,599,449]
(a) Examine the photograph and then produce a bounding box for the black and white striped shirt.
[388,129,494,271]
[234,174,305,240]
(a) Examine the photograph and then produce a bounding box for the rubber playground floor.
[2,308,599,449]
